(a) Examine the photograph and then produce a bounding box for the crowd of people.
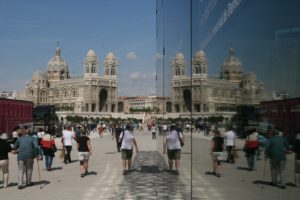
[1,122,299,192]
[210,126,300,189]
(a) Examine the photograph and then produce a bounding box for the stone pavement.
[0,130,299,200]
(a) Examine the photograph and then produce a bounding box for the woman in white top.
[163,125,184,175]
[119,125,138,175]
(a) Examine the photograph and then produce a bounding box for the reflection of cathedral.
[172,48,270,115]
[23,46,118,113]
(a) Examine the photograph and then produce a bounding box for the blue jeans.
[44,156,53,169]
[247,153,255,170]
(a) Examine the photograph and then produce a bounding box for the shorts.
[78,152,89,161]
[212,152,223,161]
[167,149,181,160]
[121,149,133,160]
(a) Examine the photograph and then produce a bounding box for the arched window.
[85,64,89,73]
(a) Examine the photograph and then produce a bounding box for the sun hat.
[0,133,8,140]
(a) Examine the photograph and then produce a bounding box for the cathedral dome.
[243,72,256,81]
[105,52,116,61]
[32,71,46,80]
[175,52,185,60]
[87,49,96,58]
[47,47,68,72]
[221,48,243,73]
[195,50,206,60]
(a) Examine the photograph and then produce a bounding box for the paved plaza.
[0,130,300,200]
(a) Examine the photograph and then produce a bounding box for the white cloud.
[129,72,143,80]
[126,51,137,60]
[155,52,163,60]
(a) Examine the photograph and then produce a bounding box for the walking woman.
[40,130,57,171]
[77,131,92,177]
[210,130,224,177]
[0,133,12,188]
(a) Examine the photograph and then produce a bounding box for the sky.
[0,0,156,96]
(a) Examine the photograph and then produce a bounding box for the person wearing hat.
[0,133,12,188]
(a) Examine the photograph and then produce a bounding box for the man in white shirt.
[61,126,75,164]
[224,127,236,164]
[119,124,138,175]
[164,125,184,175]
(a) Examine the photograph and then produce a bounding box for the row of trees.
[64,115,142,125]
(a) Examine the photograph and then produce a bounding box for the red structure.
[0,98,33,136]
[260,97,300,138]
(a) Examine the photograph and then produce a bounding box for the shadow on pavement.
[33,180,51,189]
[86,171,97,176]
[205,171,217,176]
[237,166,251,171]
[112,151,191,199]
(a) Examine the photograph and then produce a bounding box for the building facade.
[172,48,271,117]
[120,96,170,114]
[21,46,118,114]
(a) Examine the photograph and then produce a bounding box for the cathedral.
[23,46,118,113]
[171,48,271,116]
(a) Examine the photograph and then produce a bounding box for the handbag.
[52,144,57,152]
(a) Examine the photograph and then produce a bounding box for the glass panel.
[192,0,300,199]
[156,0,192,199]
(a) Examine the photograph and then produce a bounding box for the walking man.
[113,123,124,152]
[224,126,236,164]
[61,126,75,164]
[13,127,40,189]
[119,124,138,175]
[265,128,289,189]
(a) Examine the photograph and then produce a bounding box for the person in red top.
[243,128,259,171]
[40,131,57,171]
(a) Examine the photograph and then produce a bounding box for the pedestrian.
[119,124,138,175]
[257,132,267,160]
[12,126,20,145]
[76,130,92,177]
[0,133,12,188]
[75,126,81,141]
[113,123,124,152]
[163,124,184,175]
[13,127,40,189]
[61,126,75,164]
[210,130,224,177]
[291,132,300,187]
[37,128,45,145]
[151,124,156,140]
[224,126,236,164]
[243,129,259,171]
[40,130,57,171]
[265,128,289,189]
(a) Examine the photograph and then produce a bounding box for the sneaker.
[122,170,127,175]
[80,173,85,178]
[216,173,221,177]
